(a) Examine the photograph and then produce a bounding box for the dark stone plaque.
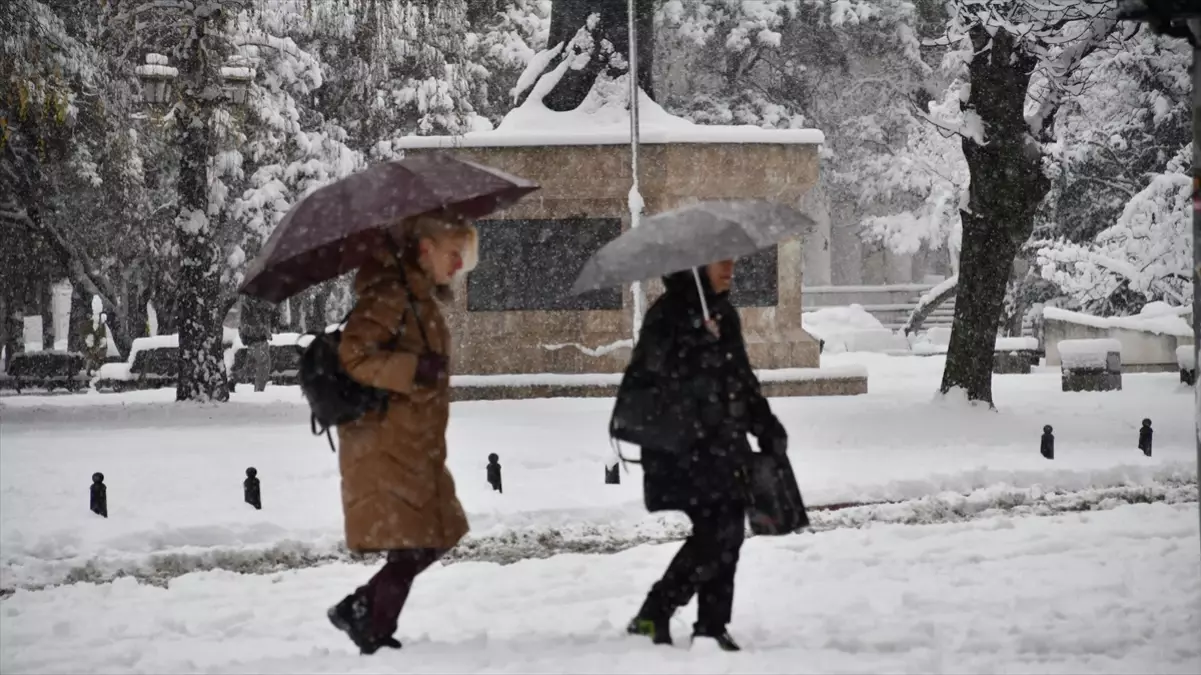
[729,246,779,308]
[468,218,623,312]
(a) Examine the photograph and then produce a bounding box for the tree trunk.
[153,293,179,334]
[125,286,150,341]
[544,0,655,111]
[939,28,1050,406]
[0,294,13,369]
[3,299,23,365]
[173,15,230,403]
[42,278,55,350]
[68,282,88,353]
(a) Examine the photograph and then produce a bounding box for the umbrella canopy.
[239,154,540,303]
[571,199,816,295]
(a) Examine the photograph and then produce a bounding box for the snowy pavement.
[2,354,1197,591]
[2,503,1198,674]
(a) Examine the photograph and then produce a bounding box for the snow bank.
[1043,303,1193,338]
[1058,338,1122,369]
[756,365,868,382]
[925,326,952,346]
[802,305,907,353]
[451,366,864,389]
[906,326,954,356]
[453,372,623,388]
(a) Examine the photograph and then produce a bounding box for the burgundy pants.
[362,548,446,639]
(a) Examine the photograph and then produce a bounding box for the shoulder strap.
[312,414,337,453]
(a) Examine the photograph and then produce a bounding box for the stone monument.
[396,4,865,398]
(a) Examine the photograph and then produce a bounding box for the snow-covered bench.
[993,337,1040,374]
[1059,339,1122,392]
[228,334,304,389]
[1178,345,1196,386]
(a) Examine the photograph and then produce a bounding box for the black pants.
[639,501,746,633]
[360,548,446,639]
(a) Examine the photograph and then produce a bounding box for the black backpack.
[299,283,426,451]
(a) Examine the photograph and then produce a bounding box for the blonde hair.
[392,214,479,275]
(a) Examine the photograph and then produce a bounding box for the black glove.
[758,418,788,456]
[413,353,448,388]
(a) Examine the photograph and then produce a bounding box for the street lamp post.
[135,42,254,402]
[1115,0,1201,565]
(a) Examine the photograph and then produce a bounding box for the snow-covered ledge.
[396,125,825,148]
[396,72,830,381]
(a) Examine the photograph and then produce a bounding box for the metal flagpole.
[627,0,646,341]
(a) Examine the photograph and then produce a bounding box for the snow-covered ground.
[2,354,1195,594]
[2,503,1197,674]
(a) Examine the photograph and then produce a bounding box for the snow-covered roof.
[397,85,823,149]
[1058,338,1122,369]
[135,64,179,79]
[1042,303,1192,338]
[995,337,1039,352]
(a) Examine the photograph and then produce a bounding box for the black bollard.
[1040,425,1054,460]
[1138,419,1152,457]
[244,467,262,510]
[605,461,620,485]
[486,453,503,493]
[90,472,108,518]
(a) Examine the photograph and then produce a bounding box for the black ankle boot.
[328,592,395,655]
[627,614,673,646]
[692,628,741,652]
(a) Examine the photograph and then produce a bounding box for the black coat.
[614,268,783,512]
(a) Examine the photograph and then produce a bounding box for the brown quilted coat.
[335,249,468,552]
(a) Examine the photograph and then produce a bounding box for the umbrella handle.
[692,267,711,322]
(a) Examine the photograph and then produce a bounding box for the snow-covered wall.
[1043,304,1193,371]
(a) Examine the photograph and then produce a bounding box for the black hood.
[662,266,725,307]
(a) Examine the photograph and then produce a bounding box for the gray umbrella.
[570,199,816,296]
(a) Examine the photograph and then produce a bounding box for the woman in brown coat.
[326,214,477,655]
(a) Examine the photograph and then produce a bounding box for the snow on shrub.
[802,305,908,353]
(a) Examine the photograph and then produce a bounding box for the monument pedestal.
[398,126,866,397]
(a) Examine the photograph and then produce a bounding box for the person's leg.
[693,502,746,650]
[631,508,721,644]
[366,548,446,640]
[330,548,445,654]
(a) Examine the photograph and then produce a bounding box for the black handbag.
[745,451,810,535]
[610,381,685,452]
[299,281,429,452]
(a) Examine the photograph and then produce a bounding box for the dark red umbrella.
[238,153,540,303]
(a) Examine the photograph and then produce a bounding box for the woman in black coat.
[613,260,788,652]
